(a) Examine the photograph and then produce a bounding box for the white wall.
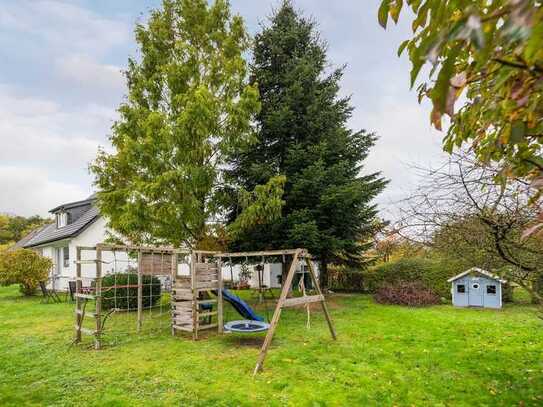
[220,261,319,289]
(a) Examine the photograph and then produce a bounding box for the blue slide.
[218,289,264,322]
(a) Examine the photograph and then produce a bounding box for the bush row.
[329,257,460,298]
[374,281,441,306]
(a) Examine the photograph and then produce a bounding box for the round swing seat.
[224,320,270,333]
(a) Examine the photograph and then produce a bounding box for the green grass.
[0,285,542,406]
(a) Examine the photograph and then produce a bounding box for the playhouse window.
[457,284,466,293]
[486,285,497,295]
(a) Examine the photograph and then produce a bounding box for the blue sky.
[0,0,446,217]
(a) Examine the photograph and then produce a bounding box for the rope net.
[76,247,177,348]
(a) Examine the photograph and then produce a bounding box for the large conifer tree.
[226,2,387,287]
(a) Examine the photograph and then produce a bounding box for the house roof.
[22,206,100,248]
[13,223,54,249]
[48,193,96,214]
[447,267,507,284]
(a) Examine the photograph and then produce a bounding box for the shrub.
[328,267,364,292]
[374,281,441,306]
[364,257,461,298]
[101,273,161,310]
[0,248,52,295]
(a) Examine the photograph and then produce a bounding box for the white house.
[17,194,112,291]
[18,194,318,291]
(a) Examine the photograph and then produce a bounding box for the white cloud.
[0,0,130,56]
[0,166,89,217]
[55,54,124,94]
[0,85,114,211]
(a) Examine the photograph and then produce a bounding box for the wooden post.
[217,257,223,334]
[191,252,198,340]
[253,249,301,376]
[137,250,143,333]
[94,246,102,350]
[74,246,82,343]
[171,252,178,336]
[305,257,336,340]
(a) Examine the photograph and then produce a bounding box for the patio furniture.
[39,281,62,303]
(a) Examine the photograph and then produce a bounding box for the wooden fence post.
[74,246,82,343]
[137,250,143,333]
[94,246,102,350]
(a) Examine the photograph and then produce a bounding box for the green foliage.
[365,257,462,298]
[91,0,261,248]
[0,248,52,295]
[431,214,543,300]
[226,2,387,285]
[101,273,161,310]
[379,1,543,186]
[227,175,286,238]
[328,266,365,292]
[0,214,50,246]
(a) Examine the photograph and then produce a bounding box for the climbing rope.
[298,264,311,329]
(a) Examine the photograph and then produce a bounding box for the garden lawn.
[0,285,541,406]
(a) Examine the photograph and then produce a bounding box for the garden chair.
[39,281,62,304]
[66,280,76,302]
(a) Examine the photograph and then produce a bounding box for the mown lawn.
[0,285,541,406]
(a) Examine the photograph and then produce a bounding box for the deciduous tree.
[379,1,543,222]
[91,0,265,248]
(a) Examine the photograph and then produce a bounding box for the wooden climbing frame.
[73,244,336,376]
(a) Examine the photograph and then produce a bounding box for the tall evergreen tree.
[226,2,387,287]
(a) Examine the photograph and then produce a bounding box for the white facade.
[35,213,319,291]
[221,261,319,289]
[36,217,130,290]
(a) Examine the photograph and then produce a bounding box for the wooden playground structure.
[73,244,336,374]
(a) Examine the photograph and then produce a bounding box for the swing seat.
[224,320,270,333]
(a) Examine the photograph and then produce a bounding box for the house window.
[472,283,480,290]
[457,284,466,293]
[487,285,497,295]
[63,247,69,267]
[57,212,68,228]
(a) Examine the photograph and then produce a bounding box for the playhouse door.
[468,279,483,307]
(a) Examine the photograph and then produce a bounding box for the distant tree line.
[0,214,50,248]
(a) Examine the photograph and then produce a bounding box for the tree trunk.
[531,275,543,305]
[281,256,293,297]
[319,260,329,292]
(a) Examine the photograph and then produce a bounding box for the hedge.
[328,267,364,292]
[101,273,161,310]
[363,258,461,298]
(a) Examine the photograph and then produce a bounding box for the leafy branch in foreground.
[379,0,543,207]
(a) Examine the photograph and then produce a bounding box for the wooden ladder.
[73,247,103,350]
[171,256,223,340]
